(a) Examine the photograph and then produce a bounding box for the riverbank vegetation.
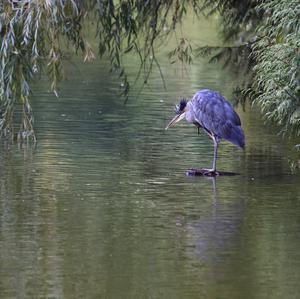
[0,0,299,141]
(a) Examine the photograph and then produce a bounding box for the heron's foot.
[202,168,219,176]
[186,168,239,176]
[186,168,221,176]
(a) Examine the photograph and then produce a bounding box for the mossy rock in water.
[186,168,239,177]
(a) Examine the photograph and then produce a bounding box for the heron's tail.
[221,123,245,149]
[230,125,245,149]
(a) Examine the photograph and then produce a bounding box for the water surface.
[1,15,300,299]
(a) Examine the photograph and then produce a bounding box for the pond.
[1,15,300,299]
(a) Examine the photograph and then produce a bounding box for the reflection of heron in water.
[166,89,245,175]
[186,177,244,263]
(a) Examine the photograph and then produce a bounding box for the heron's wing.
[192,90,245,148]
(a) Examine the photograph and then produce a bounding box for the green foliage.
[0,0,201,141]
[168,37,193,65]
[0,0,299,141]
[247,0,300,136]
[201,0,260,41]
[0,0,90,141]
[197,0,300,137]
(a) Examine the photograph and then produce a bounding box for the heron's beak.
[165,112,186,130]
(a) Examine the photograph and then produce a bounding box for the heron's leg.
[212,135,219,172]
[202,135,219,175]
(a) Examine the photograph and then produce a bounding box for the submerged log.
[186,168,239,177]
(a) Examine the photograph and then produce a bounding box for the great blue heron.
[165,89,245,175]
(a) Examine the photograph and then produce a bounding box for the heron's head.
[165,99,187,130]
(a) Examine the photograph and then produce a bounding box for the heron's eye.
[175,104,180,114]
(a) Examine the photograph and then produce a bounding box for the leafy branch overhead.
[0,0,299,141]
[188,0,300,136]
[250,0,300,136]
[0,0,89,141]
[0,0,201,141]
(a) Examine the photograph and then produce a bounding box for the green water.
[1,16,300,299]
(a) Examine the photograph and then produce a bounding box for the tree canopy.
[249,0,300,136]
[0,0,299,142]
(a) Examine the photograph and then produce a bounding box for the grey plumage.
[166,89,245,174]
[188,90,245,148]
